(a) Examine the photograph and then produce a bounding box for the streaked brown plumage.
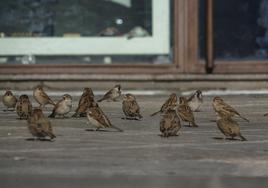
[187,90,203,112]
[212,96,249,122]
[151,93,177,116]
[49,94,72,118]
[27,108,56,140]
[2,90,17,111]
[160,108,181,137]
[72,88,95,117]
[216,114,247,141]
[33,85,55,108]
[97,84,121,102]
[87,102,123,132]
[16,94,32,119]
[176,96,198,127]
[122,93,142,120]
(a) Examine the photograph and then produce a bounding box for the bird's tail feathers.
[192,122,199,127]
[97,98,104,102]
[239,134,247,141]
[111,124,123,132]
[150,110,160,117]
[239,115,249,122]
[48,111,56,118]
[49,100,56,106]
[72,112,78,118]
[49,133,56,139]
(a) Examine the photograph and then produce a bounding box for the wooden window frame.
[0,0,203,75]
[189,0,268,74]
[2,0,266,75]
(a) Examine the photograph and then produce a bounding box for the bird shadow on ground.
[158,134,179,138]
[182,125,198,128]
[49,117,70,119]
[16,118,27,120]
[25,138,54,142]
[121,117,141,121]
[212,137,240,141]
[3,109,15,112]
[85,128,119,132]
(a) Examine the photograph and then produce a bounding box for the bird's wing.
[221,103,240,115]
[102,89,113,99]
[95,107,112,128]
[41,91,55,105]
[129,101,140,115]
[40,91,50,100]
[177,105,194,121]
[53,99,63,111]
[187,93,195,102]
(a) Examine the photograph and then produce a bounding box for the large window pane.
[214,0,267,60]
[0,0,173,64]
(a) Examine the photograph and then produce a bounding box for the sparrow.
[122,93,142,120]
[216,114,247,141]
[27,108,56,140]
[176,96,198,127]
[151,93,177,116]
[212,96,249,122]
[160,108,181,137]
[98,27,121,37]
[72,88,95,118]
[49,94,72,118]
[2,90,17,111]
[33,85,55,108]
[126,26,150,39]
[97,84,121,102]
[87,102,123,132]
[16,94,32,119]
[187,90,203,112]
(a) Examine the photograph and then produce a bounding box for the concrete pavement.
[0,93,268,187]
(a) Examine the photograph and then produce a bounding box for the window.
[0,0,173,65]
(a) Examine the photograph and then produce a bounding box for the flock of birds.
[2,84,267,141]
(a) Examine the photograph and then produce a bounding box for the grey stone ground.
[0,93,268,187]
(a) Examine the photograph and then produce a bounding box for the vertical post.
[206,0,214,73]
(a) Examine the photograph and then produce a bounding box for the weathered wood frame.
[0,0,267,75]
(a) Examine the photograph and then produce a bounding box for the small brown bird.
[151,93,177,116]
[33,85,55,108]
[187,90,203,112]
[264,113,268,116]
[49,94,72,118]
[27,108,56,140]
[2,90,17,111]
[72,88,95,118]
[212,96,249,122]
[160,108,181,137]
[216,114,247,141]
[176,96,198,127]
[16,94,32,119]
[122,93,142,120]
[97,84,121,102]
[87,102,123,132]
